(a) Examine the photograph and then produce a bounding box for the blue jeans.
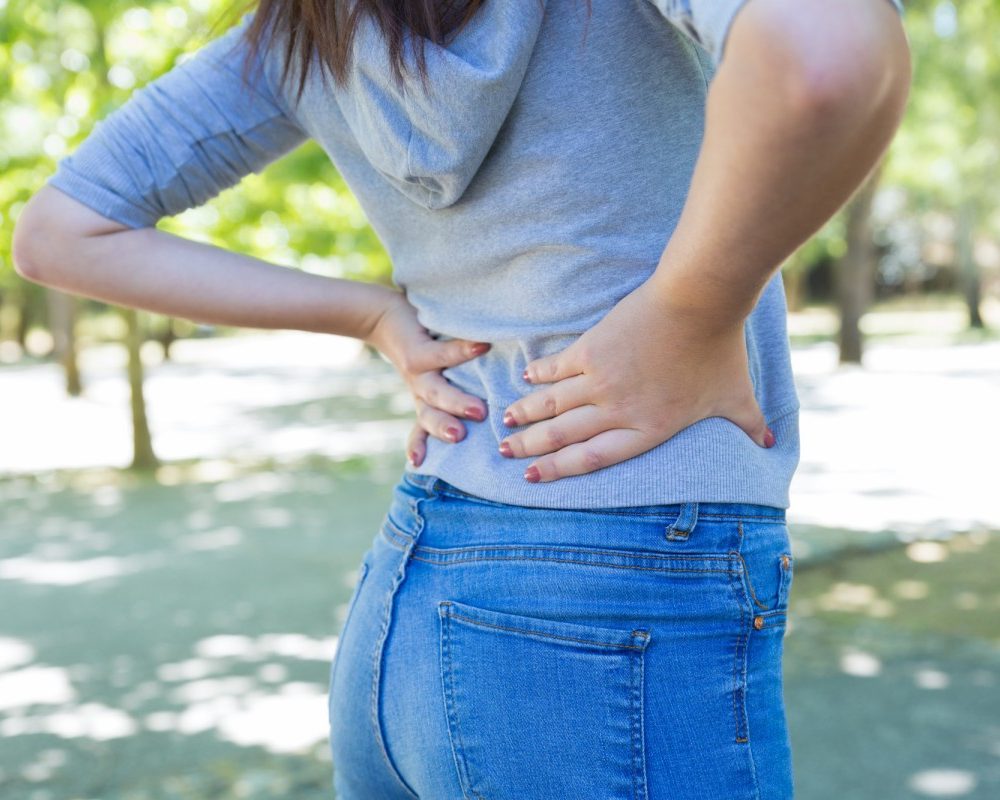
[328,470,795,799]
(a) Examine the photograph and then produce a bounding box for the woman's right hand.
[363,289,491,467]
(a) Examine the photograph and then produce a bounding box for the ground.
[1,302,997,798]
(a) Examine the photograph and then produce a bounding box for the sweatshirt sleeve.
[45,11,309,229]
[645,0,905,66]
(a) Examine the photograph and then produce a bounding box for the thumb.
[726,400,775,449]
[408,337,490,374]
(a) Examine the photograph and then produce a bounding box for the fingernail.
[764,428,776,448]
[499,441,513,457]
[503,410,516,426]
[524,466,540,482]
[464,406,485,421]
[470,342,490,355]
[445,426,461,442]
[408,450,420,465]
[522,369,531,383]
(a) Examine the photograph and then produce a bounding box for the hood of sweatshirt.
[323,0,548,210]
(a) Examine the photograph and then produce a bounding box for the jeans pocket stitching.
[729,565,752,745]
[438,600,650,799]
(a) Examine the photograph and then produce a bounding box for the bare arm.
[649,0,911,325]
[13,184,393,339]
[11,9,394,340]
[501,0,911,482]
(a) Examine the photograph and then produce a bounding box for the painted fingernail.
[470,342,490,355]
[499,441,513,457]
[445,426,461,442]
[503,410,516,426]
[408,450,421,465]
[522,369,531,383]
[524,466,540,482]
[764,428,776,448]
[464,406,485,421]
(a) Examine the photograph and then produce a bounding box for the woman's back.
[323,1,801,508]
[46,0,801,509]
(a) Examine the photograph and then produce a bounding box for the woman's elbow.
[11,193,57,284]
[13,186,130,286]
[732,0,912,130]
[792,23,910,127]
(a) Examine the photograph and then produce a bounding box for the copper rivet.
[753,616,764,630]
[781,555,791,569]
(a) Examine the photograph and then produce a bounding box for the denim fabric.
[327,470,795,799]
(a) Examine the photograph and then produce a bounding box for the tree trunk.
[45,289,83,396]
[89,14,158,471]
[836,164,883,364]
[15,286,33,350]
[159,318,179,360]
[956,198,985,330]
[123,307,159,470]
[781,262,806,313]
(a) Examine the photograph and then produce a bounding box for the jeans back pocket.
[437,599,651,800]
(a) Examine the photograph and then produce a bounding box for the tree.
[836,163,884,364]
[884,0,999,330]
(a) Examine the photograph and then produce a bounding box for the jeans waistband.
[401,470,786,523]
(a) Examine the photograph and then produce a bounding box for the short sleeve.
[46,10,309,229]
[645,0,905,66]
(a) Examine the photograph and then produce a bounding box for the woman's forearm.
[649,0,911,327]
[14,185,396,340]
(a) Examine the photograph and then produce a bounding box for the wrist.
[646,265,752,337]
[358,284,407,345]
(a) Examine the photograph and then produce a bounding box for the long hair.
[218,0,547,105]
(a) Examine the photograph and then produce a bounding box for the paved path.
[3,322,997,536]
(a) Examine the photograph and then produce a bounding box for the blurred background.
[1,0,998,798]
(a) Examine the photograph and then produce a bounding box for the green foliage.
[887,0,1000,222]
[2,0,998,318]
[0,0,392,311]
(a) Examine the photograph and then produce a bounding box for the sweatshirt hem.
[405,406,800,510]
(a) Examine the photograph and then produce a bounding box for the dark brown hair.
[215,0,518,106]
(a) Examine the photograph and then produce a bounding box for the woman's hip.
[334,471,796,798]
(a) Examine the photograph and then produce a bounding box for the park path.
[2,324,998,536]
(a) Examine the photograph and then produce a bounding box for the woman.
[14,0,910,797]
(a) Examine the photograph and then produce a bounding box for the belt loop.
[665,502,699,541]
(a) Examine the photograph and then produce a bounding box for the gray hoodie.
[45,0,903,508]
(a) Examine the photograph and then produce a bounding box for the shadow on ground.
[785,528,1000,799]
[1,455,997,798]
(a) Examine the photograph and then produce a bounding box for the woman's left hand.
[498,277,776,483]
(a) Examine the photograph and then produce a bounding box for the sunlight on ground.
[789,337,1000,534]
[0,553,163,585]
[0,630,343,755]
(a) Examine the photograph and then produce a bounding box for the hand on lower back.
[497,278,775,483]
[363,289,490,466]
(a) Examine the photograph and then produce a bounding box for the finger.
[415,396,467,444]
[406,423,428,466]
[412,371,488,421]
[502,373,592,427]
[522,345,583,385]
[522,427,651,483]
[500,404,609,459]
[719,397,774,449]
[407,338,491,374]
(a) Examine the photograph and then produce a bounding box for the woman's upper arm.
[41,10,310,231]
